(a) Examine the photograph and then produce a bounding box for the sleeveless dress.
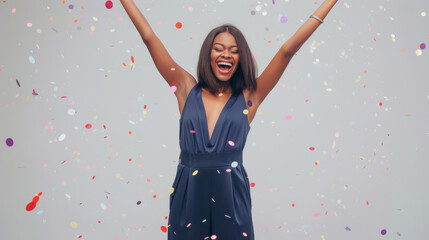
[168,82,254,240]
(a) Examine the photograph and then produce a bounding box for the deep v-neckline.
[199,85,234,143]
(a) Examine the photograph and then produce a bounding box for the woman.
[120,1,338,239]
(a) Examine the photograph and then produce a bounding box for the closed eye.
[213,47,238,53]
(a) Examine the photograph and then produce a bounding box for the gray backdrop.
[1,0,428,239]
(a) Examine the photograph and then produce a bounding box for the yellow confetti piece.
[115,173,121,178]
[168,187,174,194]
[355,75,362,83]
[65,194,71,199]
[192,170,198,176]
[70,221,78,228]
[243,109,249,115]
[416,49,423,56]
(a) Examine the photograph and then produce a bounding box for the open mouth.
[217,62,233,74]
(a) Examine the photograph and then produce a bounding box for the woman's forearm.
[120,0,155,44]
[282,0,338,54]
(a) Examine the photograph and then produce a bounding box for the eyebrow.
[213,43,238,48]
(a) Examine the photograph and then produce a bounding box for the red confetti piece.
[85,124,92,129]
[26,200,37,211]
[161,225,167,232]
[190,130,196,133]
[32,196,40,202]
[309,147,315,151]
[250,182,255,187]
[92,176,95,180]
[105,1,113,9]
[291,203,295,207]
[175,22,182,29]
[131,55,134,63]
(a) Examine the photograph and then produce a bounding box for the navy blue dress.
[168,82,254,239]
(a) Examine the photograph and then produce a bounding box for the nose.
[221,50,232,58]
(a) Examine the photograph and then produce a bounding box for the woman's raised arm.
[253,0,338,107]
[120,0,196,109]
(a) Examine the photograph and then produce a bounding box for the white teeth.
[218,62,232,67]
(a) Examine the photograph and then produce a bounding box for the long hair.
[197,24,257,96]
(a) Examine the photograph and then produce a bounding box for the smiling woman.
[119,0,339,239]
[198,24,257,97]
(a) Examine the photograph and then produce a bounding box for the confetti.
[58,133,66,141]
[5,138,14,147]
[28,56,35,64]
[175,22,182,29]
[170,85,177,93]
[161,225,168,232]
[381,229,387,235]
[192,170,199,176]
[105,1,113,9]
[70,221,78,228]
[25,201,37,211]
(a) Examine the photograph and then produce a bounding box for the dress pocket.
[240,166,252,206]
[169,164,184,209]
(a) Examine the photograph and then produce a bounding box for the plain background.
[1,0,428,239]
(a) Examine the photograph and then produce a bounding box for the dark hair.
[197,24,257,96]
